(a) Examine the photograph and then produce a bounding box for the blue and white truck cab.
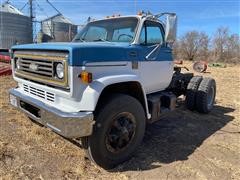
[9,12,216,169]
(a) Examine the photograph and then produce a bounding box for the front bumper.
[9,88,95,139]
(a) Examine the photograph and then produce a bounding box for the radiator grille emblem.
[29,63,39,71]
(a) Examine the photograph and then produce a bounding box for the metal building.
[0,3,32,49]
[40,13,77,42]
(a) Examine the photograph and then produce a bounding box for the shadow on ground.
[114,105,235,171]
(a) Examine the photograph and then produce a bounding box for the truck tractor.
[9,12,216,169]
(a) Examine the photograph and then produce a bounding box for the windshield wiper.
[74,38,85,42]
[93,38,109,42]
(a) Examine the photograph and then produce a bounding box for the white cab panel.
[138,61,173,93]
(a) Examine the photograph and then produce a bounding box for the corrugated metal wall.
[41,15,77,42]
[0,12,32,49]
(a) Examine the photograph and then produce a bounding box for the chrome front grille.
[23,84,55,102]
[14,50,69,88]
[18,58,54,77]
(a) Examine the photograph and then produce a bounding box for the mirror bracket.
[145,44,161,61]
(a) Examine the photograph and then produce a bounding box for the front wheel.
[85,94,146,169]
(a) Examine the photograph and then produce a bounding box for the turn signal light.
[79,71,93,84]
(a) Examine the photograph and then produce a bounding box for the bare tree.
[172,40,181,60]
[226,34,240,62]
[171,26,239,63]
[198,32,210,60]
[177,31,209,61]
[212,27,229,61]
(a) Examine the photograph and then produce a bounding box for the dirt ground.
[0,62,239,180]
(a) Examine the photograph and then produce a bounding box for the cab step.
[147,92,176,123]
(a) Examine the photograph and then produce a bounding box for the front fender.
[79,74,150,118]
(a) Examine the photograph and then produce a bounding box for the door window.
[139,21,164,45]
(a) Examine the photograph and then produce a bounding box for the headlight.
[56,63,64,79]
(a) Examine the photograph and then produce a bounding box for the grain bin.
[0,3,32,49]
[41,13,77,42]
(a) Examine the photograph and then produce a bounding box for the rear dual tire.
[186,77,216,113]
[186,76,203,110]
[196,78,216,113]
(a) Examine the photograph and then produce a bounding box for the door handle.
[129,51,137,57]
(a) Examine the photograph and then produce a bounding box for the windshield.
[73,17,138,43]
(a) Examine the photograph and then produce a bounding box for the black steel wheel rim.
[105,112,136,153]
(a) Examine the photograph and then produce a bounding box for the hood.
[12,42,137,66]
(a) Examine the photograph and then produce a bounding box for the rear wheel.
[84,94,146,169]
[185,76,203,110]
[196,78,216,113]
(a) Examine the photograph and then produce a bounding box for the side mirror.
[165,14,177,44]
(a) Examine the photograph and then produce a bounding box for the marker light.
[79,71,93,84]
[137,11,143,16]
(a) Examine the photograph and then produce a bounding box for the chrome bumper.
[9,88,95,139]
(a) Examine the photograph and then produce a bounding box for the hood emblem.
[29,63,39,71]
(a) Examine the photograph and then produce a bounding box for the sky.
[3,0,240,37]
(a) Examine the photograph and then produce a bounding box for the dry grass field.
[0,62,239,180]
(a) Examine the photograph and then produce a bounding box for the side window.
[83,26,107,41]
[139,27,146,44]
[147,26,162,44]
[139,21,164,45]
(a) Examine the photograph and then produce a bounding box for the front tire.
[85,94,146,169]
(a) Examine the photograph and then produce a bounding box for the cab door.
[137,20,173,94]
